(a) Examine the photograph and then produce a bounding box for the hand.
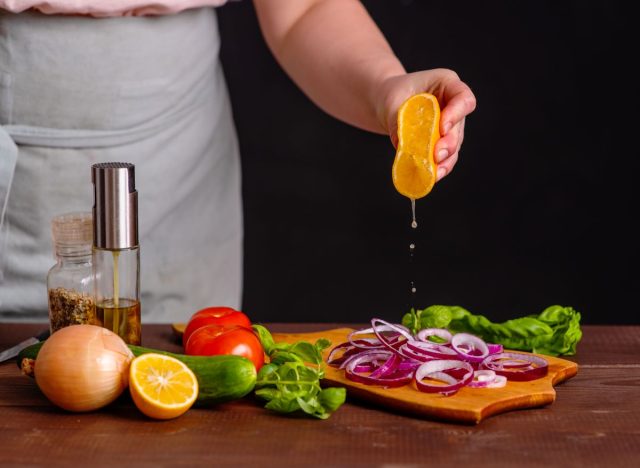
[377,69,477,181]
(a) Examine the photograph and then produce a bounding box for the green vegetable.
[401,304,582,356]
[252,324,346,419]
[18,342,256,406]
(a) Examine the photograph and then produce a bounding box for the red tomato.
[185,324,264,371]
[182,306,251,348]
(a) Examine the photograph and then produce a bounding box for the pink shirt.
[0,0,229,17]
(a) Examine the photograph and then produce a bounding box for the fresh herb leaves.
[252,324,346,419]
[402,305,582,356]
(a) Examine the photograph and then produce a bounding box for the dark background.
[217,0,638,325]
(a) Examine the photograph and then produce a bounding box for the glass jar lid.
[51,212,93,247]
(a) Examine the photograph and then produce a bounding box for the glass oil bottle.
[92,162,141,345]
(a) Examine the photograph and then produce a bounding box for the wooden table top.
[1,323,639,466]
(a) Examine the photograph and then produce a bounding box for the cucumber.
[17,341,44,363]
[18,342,256,406]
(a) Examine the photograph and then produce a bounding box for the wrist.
[371,72,409,145]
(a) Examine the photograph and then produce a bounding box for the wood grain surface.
[273,328,578,424]
[1,323,638,467]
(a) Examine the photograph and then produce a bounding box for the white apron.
[0,8,243,323]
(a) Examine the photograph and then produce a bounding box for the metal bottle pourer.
[92,162,138,250]
[91,162,141,345]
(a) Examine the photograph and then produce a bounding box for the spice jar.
[47,212,96,333]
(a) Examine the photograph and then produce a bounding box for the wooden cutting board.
[172,324,578,424]
[272,328,578,424]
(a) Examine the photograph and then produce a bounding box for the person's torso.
[0,0,228,17]
[0,8,243,323]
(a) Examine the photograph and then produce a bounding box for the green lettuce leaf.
[402,304,582,356]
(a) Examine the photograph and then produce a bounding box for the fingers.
[434,76,472,181]
[436,117,465,159]
[439,80,476,135]
[388,123,399,149]
[436,151,458,181]
[435,117,465,181]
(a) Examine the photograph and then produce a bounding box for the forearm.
[253,0,405,134]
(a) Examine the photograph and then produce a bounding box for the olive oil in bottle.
[92,162,141,345]
[93,247,141,344]
[95,297,141,346]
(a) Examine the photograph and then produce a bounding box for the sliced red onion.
[327,342,356,366]
[406,340,459,359]
[351,360,385,373]
[348,322,411,350]
[346,328,386,348]
[370,318,415,354]
[420,371,458,386]
[351,338,386,349]
[370,318,414,340]
[486,375,507,388]
[398,343,438,363]
[351,323,411,338]
[451,333,489,363]
[415,359,474,396]
[369,353,402,379]
[339,348,392,370]
[327,321,548,395]
[398,360,422,372]
[344,351,413,388]
[500,359,532,369]
[327,341,383,367]
[443,367,472,380]
[416,328,453,344]
[467,370,506,388]
[480,352,548,381]
[473,370,496,383]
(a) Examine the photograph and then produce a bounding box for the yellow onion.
[35,324,134,412]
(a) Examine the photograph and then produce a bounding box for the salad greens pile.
[252,324,346,419]
[402,304,582,356]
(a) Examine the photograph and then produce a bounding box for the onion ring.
[415,359,474,396]
[347,328,385,349]
[466,370,506,388]
[370,318,414,348]
[451,333,489,364]
[406,340,459,359]
[416,328,453,344]
[344,351,413,388]
[480,352,548,381]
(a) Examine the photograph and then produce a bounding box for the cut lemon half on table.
[392,93,441,200]
[129,353,198,420]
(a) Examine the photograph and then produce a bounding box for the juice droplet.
[408,201,418,308]
[410,199,418,229]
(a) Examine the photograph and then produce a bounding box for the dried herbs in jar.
[47,212,96,333]
[48,287,96,331]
